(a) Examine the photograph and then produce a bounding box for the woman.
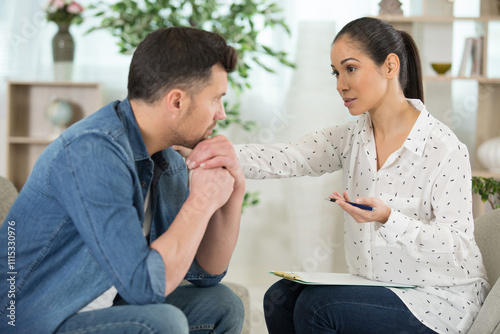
[180,17,489,334]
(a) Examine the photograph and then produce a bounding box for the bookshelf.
[378,0,500,217]
[6,81,101,191]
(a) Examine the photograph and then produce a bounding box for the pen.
[324,197,374,211]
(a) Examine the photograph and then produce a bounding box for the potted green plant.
[472,176,500,210]
[87,0,295,210]
[87,0,294,122]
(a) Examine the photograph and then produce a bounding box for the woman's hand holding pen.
[330,191,391,224]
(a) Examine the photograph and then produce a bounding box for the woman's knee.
[265,280,303,312]
[264,281,287,317]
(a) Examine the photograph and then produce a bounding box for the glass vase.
[52,23,74,81]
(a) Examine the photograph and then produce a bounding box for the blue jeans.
[55,283,244,333]
[264,279,437,334]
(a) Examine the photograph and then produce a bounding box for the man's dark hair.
[128,26,238,104]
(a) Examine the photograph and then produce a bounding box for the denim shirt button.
[162,162,168,167]
[141,182,146,187]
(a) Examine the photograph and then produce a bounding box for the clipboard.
[269,271,415,288]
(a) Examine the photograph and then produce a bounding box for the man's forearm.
[168,136,245,277]
[150,165,236,296]
[150,196,214,296]
[195,185,245,275]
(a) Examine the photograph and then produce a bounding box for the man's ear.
[385,53,400,79]
[162,88,189,118]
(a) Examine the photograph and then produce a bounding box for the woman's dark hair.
[128,26,238,104]
[333,17,424,102]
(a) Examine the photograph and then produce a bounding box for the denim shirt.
[0,99,225,334]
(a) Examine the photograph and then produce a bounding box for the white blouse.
[235,99,489,334]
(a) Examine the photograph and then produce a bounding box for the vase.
[478,136,500,173]
[52,23,74,81]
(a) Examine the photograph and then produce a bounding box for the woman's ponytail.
[399,30,424,102]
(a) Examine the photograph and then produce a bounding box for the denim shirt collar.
[116,98,151,162]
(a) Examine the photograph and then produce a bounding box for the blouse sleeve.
[235,128,344,179]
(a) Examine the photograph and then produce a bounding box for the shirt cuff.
[377,209,410,244]
[146,249,166,297]
[184,258,226,287]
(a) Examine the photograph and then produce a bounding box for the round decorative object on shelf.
[478,136,500,173]
[378,0,403,15]
[45,99,74,138]
[431,63,452,75]
[52,23,74,81]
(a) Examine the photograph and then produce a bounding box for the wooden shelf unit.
[6,81,102,191]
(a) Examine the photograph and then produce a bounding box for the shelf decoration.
[458,36,484,77]
[45,0,84,81]
[378,0,403,15]
[45,98,74,138]
[51,23,75,81]
[478,136,500,173]
[431,63,452,75]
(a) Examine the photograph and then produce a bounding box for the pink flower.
[45,0,84,24]
[67,2,84,14]
[51,0,66,9]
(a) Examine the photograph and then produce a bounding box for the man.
[0,27,245,333]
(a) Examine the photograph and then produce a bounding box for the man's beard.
[169,126,213,150]
[169,103,217,149]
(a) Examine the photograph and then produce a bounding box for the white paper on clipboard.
[268,271,415,288]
